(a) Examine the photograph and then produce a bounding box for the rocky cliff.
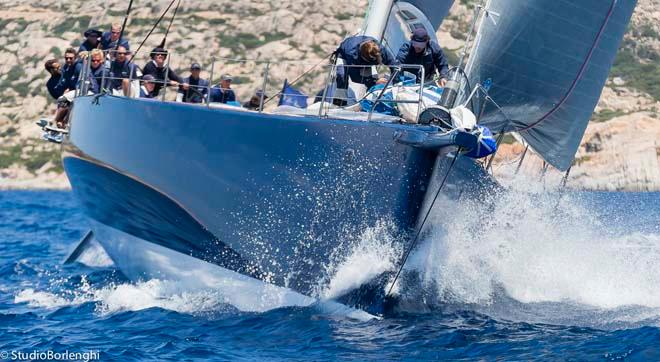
[0,0,658,190]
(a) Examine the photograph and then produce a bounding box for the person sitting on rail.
[209,74,236,104]
[78,29,103,52]
[334,35,398,104]
[243,89,266,110]
[58,48,82,93]
[107,46,141,96]
[101,23,130,51]
[396,28,449,87]
[142,47,182,97]
[44,59,65,100]
[45,55,77,128]
[178,63,209,103]
[140,75,157,98]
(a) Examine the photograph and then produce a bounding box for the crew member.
[59,48,82,92]
[396,28,449,86]
[45,59,64,99]
[107,46,140,95]
[334,35,397,90]
[140,75,156,98]
[142,47,182,96]
[243,89,266,110]
[79,29,102,52]
[87,49,107,94]
[101,23,130,51]
[178,63,209,103]
[210,74,236,104]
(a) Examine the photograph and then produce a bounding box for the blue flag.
[278,79,308,109]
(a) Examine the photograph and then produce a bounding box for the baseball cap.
[411,28,430,48]
[84,29,103,38]
[190,63,202,70]
[220,74,233,81]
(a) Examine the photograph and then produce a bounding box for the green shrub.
[610,48,660,101]
[0,127,17,138]
[24,149,61,173]
[52,16,92,35]
[591,109,626,123]
[0,145,22,169]
[335,13,354,21]
[443,48,459,67]
[50,46,62,58]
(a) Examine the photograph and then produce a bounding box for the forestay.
[465,0,637,170]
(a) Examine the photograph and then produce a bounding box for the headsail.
[466,0,637,170]
[375,0,455,56]
[397,0,454,31]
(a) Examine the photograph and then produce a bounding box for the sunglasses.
[116,52,127,55]
[65,57,74,60]
[111,31,121,34]
[91,59,103,63]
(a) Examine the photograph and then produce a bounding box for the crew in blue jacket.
[334,35,397,91]
[396,28,449,87]
[58,48,82,92]
[101,23,130,51]
[107,46,140,95]
[178,63,209,103]
[44,59,65,99]
[79,29,102,52]
[210,74,236,104]
[86,49,108,94]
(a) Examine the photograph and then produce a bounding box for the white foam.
[321,220,401,300]
[14,278,236,315]
[92,279,230,315]
[15,289,82,309]
[408,174,660,314]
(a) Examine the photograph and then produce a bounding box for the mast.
[363,0,395,41]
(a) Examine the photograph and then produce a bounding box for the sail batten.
[466,0,637,170]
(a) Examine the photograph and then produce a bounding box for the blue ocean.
[1,190,659,361]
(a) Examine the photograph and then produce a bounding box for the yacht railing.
[76,50,432,123]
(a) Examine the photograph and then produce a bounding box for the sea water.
[0,189,658,361]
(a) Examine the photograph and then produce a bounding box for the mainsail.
[466,0,637,171]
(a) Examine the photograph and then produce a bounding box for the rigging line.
[129,0,178,65]
[485,124,508,172]
[553,166,572,212]
[386,148,462,298]
[159,0,182,48]
[115,0,134,51]
[514,0,618,133]
[514,144,529,175]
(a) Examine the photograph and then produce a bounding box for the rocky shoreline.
[0,0,658,191]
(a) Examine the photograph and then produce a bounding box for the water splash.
[14,278,234,316]
[321,220,402,300]
[402,174,660,324]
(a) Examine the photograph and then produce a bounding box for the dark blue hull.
[63,95,494,310]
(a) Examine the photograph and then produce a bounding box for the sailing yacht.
[61,0,636,315]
